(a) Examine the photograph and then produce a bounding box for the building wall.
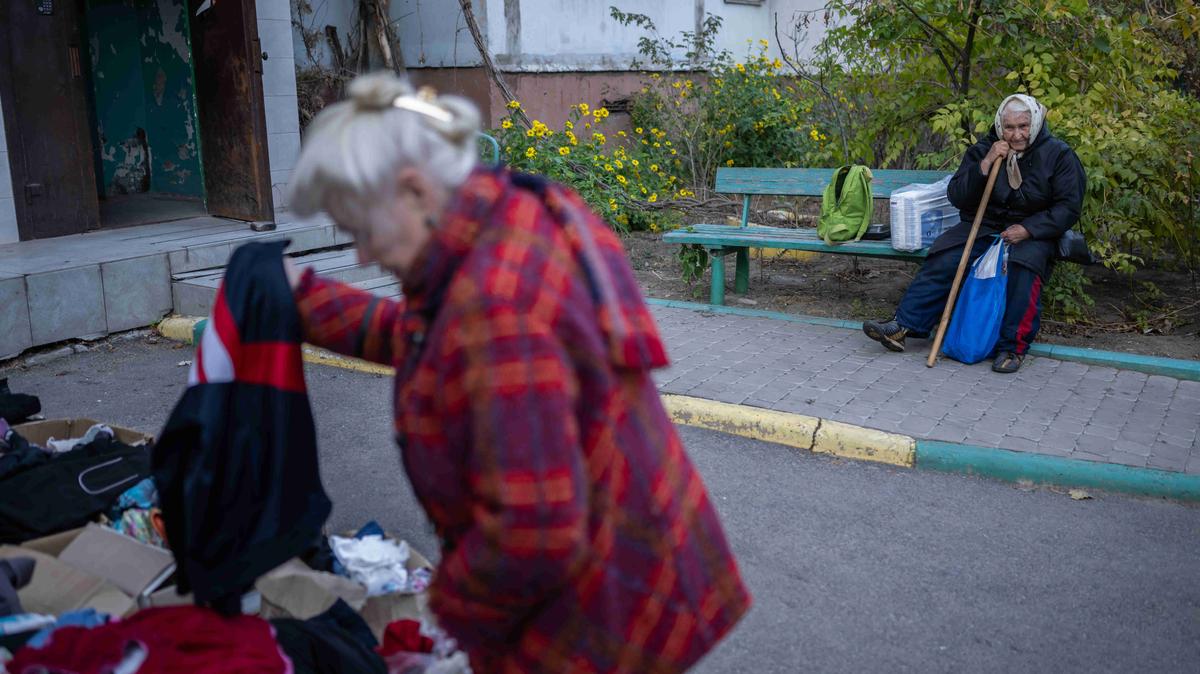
[0,103,15,244]
[293,0,827,72]
[259,0,302,217]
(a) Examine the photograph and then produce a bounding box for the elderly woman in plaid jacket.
[282,73,749,673]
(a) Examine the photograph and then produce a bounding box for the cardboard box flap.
[14,418,153,447]
[58,524,174,598]
[0,546,134,617]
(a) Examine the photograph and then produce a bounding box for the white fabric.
[329,535,411,597]
[993,94,1045,190]
[44,424,114,454]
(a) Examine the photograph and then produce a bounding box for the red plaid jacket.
[295,168,749,673]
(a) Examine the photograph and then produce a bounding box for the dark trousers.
[896,236,1044,355]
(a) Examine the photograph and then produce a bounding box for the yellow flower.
[598,108,610,118]
[648,193,658,203]
[558,146,570,156]
[507,100,521,110]
[593,132,606,144]
[609,200,618,212]
[726,159,735,167]
[653,142,661,148]
[650,164,659,172]
[565,120,574,130]
[649,222,660,232]
[640,186,648,195]
[604,163,613,172]
[526,129,536,138]
[809,128,820,141]
[759,39,769,48]
[670,148,677,155]
[672,81,682,89]
[614,159,624,169]
[616,175,627,185]
[578,103,590,116]
[736,63,746,73]
[631,159,639,167]
[773,58,783,70]
[501,119,513,129]
[526,147,536,158]
[618,131,627,137]
[724,141,733,149]
[635,127,644,134]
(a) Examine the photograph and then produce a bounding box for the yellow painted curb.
[301,346,395,377]
[663,394,915,468]
[813,418,915,467]
[156,316,203,343]
[662,395,818,452]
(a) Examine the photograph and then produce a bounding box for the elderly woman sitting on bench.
[863,94,1086,373]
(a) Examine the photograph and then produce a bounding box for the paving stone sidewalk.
[649,304,1200,474]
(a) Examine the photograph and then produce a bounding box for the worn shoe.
[862,318,908,352]
[992,351,1024,373]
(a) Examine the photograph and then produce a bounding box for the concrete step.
[171,246,400,317]
[1,215,353,360]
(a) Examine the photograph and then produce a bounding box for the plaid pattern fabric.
[296,168,749,673]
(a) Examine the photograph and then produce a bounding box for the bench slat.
[714,167,949,198]
[663,223,927,261]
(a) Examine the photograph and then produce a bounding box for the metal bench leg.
[734,247,749,294]
[710,249,726,305]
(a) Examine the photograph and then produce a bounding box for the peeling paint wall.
[85,0,204,199]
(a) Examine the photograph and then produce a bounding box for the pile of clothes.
[0,422,158,547]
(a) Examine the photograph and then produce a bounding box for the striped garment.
[295,167,749,673]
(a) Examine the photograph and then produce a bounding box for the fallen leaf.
[177,360,193,367]
[1014,479,1037,492]
[1069,489,1092,501]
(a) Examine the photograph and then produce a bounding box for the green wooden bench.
[663,167,951,305]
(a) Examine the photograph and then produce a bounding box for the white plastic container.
[889,175,959,251]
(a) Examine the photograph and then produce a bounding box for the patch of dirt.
[624,228,1200,361]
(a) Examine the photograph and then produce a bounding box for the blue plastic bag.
[943,238,1008,364]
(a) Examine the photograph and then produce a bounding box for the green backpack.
[818,165,874,245]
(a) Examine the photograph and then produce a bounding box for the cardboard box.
[13,418,153,447]
[0,524,175,618]
[256,534,434,640]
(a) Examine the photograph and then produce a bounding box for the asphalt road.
[4,338,1199,672]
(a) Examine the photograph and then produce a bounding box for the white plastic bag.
[889,175,958,251]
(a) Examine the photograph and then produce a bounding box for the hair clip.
[393,91,453,124]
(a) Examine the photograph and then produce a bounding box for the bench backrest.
[715,167,950,198]
[714,167,951,228]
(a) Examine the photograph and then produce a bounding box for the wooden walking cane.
[926,156,1004,367]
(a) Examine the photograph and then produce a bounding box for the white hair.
[1001,98,1031,120]
[289,72,481,218]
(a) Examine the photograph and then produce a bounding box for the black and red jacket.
[154,240,331,612]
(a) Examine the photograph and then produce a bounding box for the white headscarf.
[994,94,1046,189]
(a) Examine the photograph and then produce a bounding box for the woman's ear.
[396,167,436,213]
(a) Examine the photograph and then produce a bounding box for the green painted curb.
[644,298,1200,382]
[916,440,1200,502]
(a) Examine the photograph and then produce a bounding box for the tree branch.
[775,12,852,161]
[458,0,531,127]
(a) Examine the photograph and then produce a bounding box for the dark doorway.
[82,0,207,229]
[0,0,273,241]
